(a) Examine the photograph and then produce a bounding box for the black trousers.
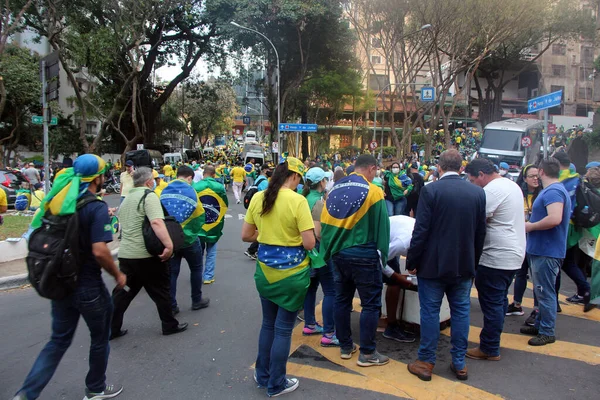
[111,257,179,333]
[247,241,259,255]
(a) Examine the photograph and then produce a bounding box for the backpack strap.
[76,194,103,211]
[138,188,170,216]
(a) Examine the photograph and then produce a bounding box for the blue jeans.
[201,241,218,281]
[385,198,406,216]
[17,285,113,399]
[303,260,335,334]
[170,238,204,309]
[475,266,517,356]
[418,277,472,370]
[255,296,297,396]
[528,254,561,336]
[332,254,382,355]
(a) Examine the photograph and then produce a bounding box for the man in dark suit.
[406,149,486,382]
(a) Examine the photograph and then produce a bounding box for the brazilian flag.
[160,179,205,247]
[255,244,310,312]
[193,178,229,243]
[320,173,390,265]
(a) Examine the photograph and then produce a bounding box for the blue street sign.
[421,87,435,102]
[279,123,318,132]
[528,90,563,113]
[243,116,251,125]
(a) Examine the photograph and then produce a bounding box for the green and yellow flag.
[193,177,229,243]
[160,179,205,247]
[320,173,390,264]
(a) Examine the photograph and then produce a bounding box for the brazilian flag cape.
[255,244,310,312]
[577,223,600,307]
[320,173,390,265]
[383,170,413,201]
[193,177,229,243]
[160,179,205,247]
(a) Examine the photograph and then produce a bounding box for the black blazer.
[406,175,486,280]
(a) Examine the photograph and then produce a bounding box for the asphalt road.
[1,192,599,400]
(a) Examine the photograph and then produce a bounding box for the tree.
[0,44,41,166]
[222,0,357,154]
[470,0,596,127]
[0,0,33,121]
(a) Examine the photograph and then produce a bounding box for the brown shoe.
[450,363,468,381]
[407,360,434,381]
[466,347,501,361]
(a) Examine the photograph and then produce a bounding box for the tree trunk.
[301,103,309,160]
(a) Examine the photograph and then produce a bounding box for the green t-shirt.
[118,187,164,259]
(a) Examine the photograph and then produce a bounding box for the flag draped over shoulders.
[320,173,390,264]
[160,179,205,246]
[579,225,600,306]
[193,178,228,243]
[383,170,413,200]
[255,244,310,312]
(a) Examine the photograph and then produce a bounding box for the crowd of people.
[7,137,600,399]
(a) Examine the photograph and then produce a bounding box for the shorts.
[382,257,401,286]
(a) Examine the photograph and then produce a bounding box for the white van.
[244,131,257,143]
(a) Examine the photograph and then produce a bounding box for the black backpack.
[573,179,600,228]
[27,196,101,300]
[138,190,185,256]
[244,176,267,210]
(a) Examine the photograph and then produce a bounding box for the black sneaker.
[566,294,585,304]
[267,378,299,397]
[192,298,210,310]
[520,326,539,336]
[584,303,597,313]
[525,309,538,326]
[383,325,416,343]
[84,384,123,399]
[506,303,524,316]
[528,334,556,346]
[244,251,257,261]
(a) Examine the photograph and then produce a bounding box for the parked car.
[0,169,27,209]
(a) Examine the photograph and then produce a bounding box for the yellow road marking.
[289,299,503,400]
[442,325,600,365]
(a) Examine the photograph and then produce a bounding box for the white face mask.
[375,169,381,177]
[499,170,507,176]
[392,168,400,174]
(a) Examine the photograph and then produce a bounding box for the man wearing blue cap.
[14,154,126,400]
[499,162,513,181]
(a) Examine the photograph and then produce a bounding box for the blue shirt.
[78,193,113,287]
[526,183,571,259]
[256,175,269,191]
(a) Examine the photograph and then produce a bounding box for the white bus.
[478,118,544,168]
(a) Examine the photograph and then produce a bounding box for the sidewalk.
[0,238,120,290]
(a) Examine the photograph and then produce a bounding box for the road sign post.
[527,90,563,159]
[278,123,318,132]
[521,136,532,148]
[41,60,50,194]
[32,116,57,125]
[421,87,435,102]
[243,116,251,125]
[369,141,378,150]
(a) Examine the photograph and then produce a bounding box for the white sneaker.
[268,378,299,397]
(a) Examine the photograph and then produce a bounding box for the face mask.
[499,170,507,176]
[376,169,381,177]
[266,171,273,178]
[151,180,157,190]
[392,168,400,174]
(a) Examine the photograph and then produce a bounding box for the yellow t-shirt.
[30,189,45,209]
[0,188,7,209]
[163,164,175,178]
[120,171,134,197]
[245,188,315,246]
[155,180,168,197]
[231,167,246,183]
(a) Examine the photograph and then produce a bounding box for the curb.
[0,248,120,292]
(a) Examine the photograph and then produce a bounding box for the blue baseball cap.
[586,161,600,169]
[499,162,510,170]
[306,167,326,183]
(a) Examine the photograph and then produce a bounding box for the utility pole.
[41,60,50,193]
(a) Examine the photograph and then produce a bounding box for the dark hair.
[464,159,496,177]
[390,162,400,170]
[539,157,561,179]
[301,178,321,197]
[355,154,377,169]
[333,169,345,182]
[261,161,297,216]
[439,149,463,172]
[552,151,570,167]
[586,167,600,188]
[177,165,194,179]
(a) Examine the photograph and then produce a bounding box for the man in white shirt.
[464,158,525,361]
[193,165,204,183]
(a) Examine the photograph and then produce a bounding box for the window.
[86,123,98,136]
[371,37,382,49]
[551,85,565,94]
[580,67,592,81]
[371,55,382,65]
[552,44,566,55]
[582,47,594,64]
[578,87,593,99]
[369,74,390,91]
[551,65,566,77]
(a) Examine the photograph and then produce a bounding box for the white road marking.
[238,214,246,220]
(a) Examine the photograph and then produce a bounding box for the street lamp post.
[231,21,281,161]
